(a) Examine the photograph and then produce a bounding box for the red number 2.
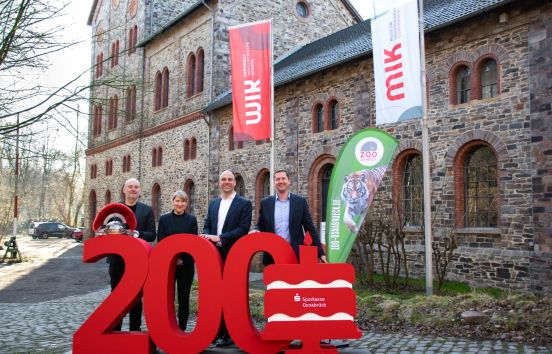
[73,234,153,354]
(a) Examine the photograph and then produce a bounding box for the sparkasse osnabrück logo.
[355,137,384,166]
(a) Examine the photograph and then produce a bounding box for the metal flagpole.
[13,114,20,239]
[418,0,433,295]
[269,19,275,196]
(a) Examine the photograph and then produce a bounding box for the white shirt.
[217,192,236,236]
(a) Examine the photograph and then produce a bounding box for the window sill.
[185,91,204,100]
[454,227,501,235]
[402,225,422,233]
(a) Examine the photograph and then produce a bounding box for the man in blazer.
[107,178,156,332]
[255,169,326,265]
[202,170,252,347]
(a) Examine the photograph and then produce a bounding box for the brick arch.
[308,154,336,228]
[445,51,477,70]
[473,44,510,65]
[445,130,509,166]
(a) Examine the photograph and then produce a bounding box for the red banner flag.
[229,20,272,141]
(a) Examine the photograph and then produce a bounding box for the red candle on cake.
[262,232,361,353]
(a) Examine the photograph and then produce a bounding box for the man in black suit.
[255,169,326,264]
[107,177,156,331]
[202,170,252,347]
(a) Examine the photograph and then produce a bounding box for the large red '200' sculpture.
[73,203,361,353]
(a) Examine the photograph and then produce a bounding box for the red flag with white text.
[229,20,272,141]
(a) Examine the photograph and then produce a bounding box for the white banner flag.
[371,0,422,125]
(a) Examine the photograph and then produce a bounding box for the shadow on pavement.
[0,243,108,303]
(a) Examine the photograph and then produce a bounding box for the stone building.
[86,0,551,292]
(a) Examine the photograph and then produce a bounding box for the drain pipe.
[201,0,215,199]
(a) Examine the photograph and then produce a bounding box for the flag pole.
[269,19,275,195]
[418,0,433,295]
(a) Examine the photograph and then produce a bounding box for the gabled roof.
[136,0,206,48]
[204,0,517,112]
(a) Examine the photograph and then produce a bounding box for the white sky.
[37,0,374,152]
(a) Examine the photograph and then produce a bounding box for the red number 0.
[73,232,297,353]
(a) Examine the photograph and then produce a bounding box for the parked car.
[28,222,45,236]
[33,222,75,239]
[72,227,86,242]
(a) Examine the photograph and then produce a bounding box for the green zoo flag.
[325,128,399,263]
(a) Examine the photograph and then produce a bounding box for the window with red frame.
[190,137,197,159]
[161,67,169,108]
[108,95,118,129]
[90,164,98,179]
[122,155,131,173]
[184,139,190,161]
[195,48,204,94]
[186,53,196,97]
[126,85,136,122]
[105,159,113,176]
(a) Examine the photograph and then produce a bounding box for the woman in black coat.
[156,190,198,331]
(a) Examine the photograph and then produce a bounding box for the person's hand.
[319,255,327,263]
[176,259,183,266]
[249,229,260,234]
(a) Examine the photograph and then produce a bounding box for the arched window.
[99,53,104,76]
[152,183,161,222]
[184,139,190,161]
[93,105,102,136]
[184,179,196,214]
[128,27,134,56]
[402,153,423,226]
[90,164,97,179]
[195,48,204,94]
[328,99,339,130]
[229,126,244,150]
[111,42,116,67]
[255,169,271,217]
[308,154,336,228]
[133,25,138,53]
[455,65,471,104]
[105,190,112,205]
[154,71,162,111]
[122,155,131,173]
[454,142,498,228]
[161,67,169,108]
[480,58,498,99]
[108,95,118,130]
[312,103,324,133]
[124,85,136,122]
[157,146,163,166]
[235,174,246,196]
[320,165,333,223]
[152,147,157,167]
[128,25,138,55]
[187,53,196,98]
[104,159,113,176]
[190,137,197,159]
[88,190,97,237]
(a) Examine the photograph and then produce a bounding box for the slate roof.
[204,0,516,112]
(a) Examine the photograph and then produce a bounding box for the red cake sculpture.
[262,232,361,353]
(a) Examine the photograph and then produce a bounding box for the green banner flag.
[325,128,399,263]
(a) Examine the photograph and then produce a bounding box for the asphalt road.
[0,235,108,303]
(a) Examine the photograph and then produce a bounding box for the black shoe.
[215,336,233,347]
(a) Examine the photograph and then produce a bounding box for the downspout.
[202,0,215,199]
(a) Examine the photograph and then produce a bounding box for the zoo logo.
[354,137,384,167]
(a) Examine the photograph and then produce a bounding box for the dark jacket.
[256,193,324,265]
[157,211,198,266]
[203,194,252,261]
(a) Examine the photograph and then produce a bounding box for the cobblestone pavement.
[0,286,551,353]
[0,237,551,353]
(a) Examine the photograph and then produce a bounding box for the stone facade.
[86,0,551,293]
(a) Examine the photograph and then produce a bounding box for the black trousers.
[175,263,195,331]
[109,261,143,331]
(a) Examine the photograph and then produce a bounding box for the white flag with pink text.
[371,0,422,125]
